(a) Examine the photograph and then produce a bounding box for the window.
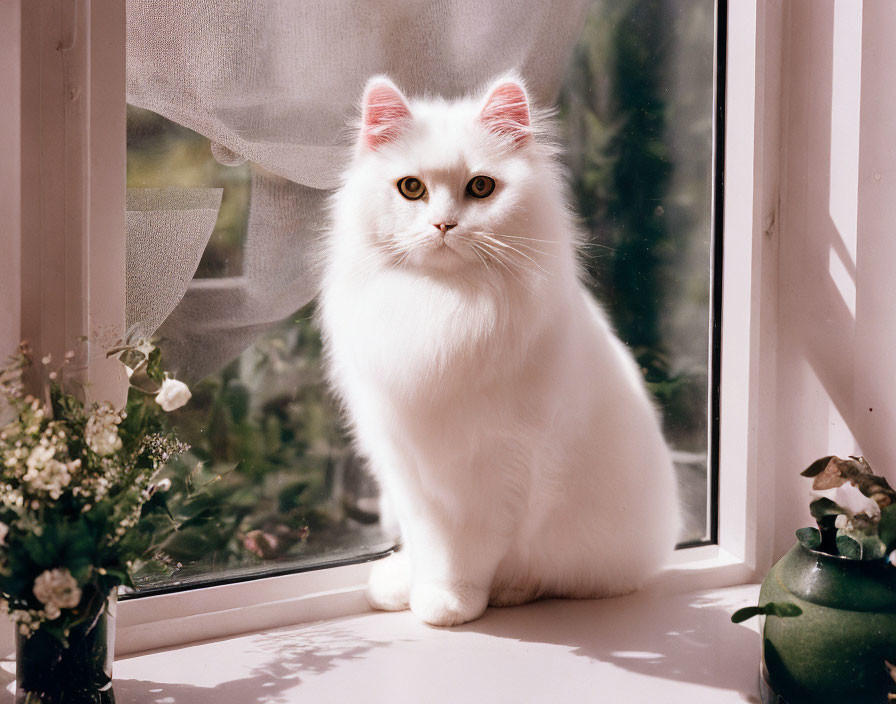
[9,0,783,655]
[121,0,720,593]
[559,0,720,546]
[125,111,393,592]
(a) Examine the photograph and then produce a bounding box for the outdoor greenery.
[133,312,386,590]
[560,0,715,537]
[126,0,717,587]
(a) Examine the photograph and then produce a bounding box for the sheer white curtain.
[125,0,588,381]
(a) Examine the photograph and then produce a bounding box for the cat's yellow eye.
[397,176,426,200]
[466,175,496,199]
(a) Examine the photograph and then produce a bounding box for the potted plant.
[0,341,191,703]
[732,456,896,704]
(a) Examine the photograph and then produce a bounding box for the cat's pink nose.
[433,222,457,233]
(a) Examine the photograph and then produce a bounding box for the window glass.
[126,0,717,590]
[126,112,392,590]
[560,0,717,544]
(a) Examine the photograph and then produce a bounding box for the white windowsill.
[0,583,762,703]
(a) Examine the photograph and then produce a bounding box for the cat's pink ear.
[361,78,412,150]
[479,79,531,145]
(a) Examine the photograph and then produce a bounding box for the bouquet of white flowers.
[0,340,190,703]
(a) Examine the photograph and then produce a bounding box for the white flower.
[33,568,81,610]
[0,522,9,545]
[43,603,61,621]
[154,378,191,412]
[152,477,172,493]
[11,610,31,625]
[834,514,849,530]
[26,444,56,472]
[23,458,74,499]
[85,404,123,456]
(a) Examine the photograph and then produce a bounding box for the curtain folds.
[125,0,589,382]
[125,188,222,340]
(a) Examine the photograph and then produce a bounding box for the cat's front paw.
[367,552,410,611]
[410,582,488,627]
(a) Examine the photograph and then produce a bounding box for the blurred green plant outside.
[126,0,715,588]
[560,0,715,540]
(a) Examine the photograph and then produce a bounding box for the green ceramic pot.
[759,542,896,703]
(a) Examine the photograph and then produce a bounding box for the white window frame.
[1,0,782,656]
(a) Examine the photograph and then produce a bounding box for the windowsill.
[8,583,760,702]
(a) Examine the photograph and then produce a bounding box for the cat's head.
[338,75,565,278]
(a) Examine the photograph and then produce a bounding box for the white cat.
[318,75,681,627]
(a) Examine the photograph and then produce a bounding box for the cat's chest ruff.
[329,265,531,383]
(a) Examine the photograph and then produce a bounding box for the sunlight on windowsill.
[9,583,761,703]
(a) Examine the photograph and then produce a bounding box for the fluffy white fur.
[318,75,681,627]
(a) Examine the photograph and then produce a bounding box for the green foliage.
[0,342,187,641]
[800,455,896,561]
[731,602,803,624]
[130,309,350,585]
[809,497,847,521]
[835,534,863,560]
[879,505,896,551]
[795,527,821,551]
[558,0,714,457]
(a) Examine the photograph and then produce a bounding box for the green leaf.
[801,456,835,478]
[879,504,896,552]
[730,606,764,623]
[146,347,164,384]
[795,527,821,550]
[223,380,250,423]
[162,527,222,562]
[118,348,144,371]
[277,481,309,513]
[809,497,846,521]
[836,534,863,559]
[731,602,803,624]
[100,568,131,586]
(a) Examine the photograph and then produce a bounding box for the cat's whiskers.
[352,236,417,272]
[580,241,617,252]
[500,235,560,258]
[467,243,493,275]
[469,237,543,296]
[380,231,433,268]
[491,239,556,260]
[482,247,539,297]
[473,232,551,277]
[500,234,553,242]
[471,229,551,254]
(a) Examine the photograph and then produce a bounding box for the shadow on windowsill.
[454,585,762,703]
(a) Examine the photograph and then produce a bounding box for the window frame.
[1,0,782,655]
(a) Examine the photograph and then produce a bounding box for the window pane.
[559,0,717,544]
[125,0,718,590]
[126,111,392,591]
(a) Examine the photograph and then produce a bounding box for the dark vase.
[759,542,896,704]
[15,589,116,704]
